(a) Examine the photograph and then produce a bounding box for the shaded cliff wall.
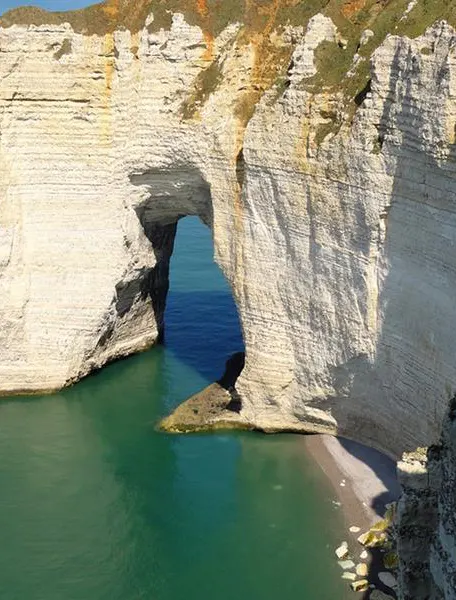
[1,4,456,460]
[430,402,456,599]
[397,399,456,600]
[397,448,441,599]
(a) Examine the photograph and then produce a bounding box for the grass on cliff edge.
[3,0,455,40]
[2,0,456,132]
[301,0,456,141]
[0,0,327,36]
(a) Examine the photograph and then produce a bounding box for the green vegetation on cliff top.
[2,0,456,39]
[1,0,456,130]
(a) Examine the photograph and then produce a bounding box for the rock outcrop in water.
[2,0,456,460]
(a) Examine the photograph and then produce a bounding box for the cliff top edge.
[1,0,456,39]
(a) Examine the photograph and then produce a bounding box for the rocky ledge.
[159,353,251,433]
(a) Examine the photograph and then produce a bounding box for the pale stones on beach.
[349,526,361,533]
[360,550,369,559]
[356,563,368,577]
[351,579,369,592]
[357,530,387,548]
[335,542,349,559]
[342,572,357,581]
[378,572,397,589]
[357,532,370,546]
[338,560,356,570]
[340,480,346,487]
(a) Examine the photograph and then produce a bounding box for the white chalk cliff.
[4,2,456,597]
[1,0,456,464]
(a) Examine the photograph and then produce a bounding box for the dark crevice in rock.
[97,321,115,348]
[112,221,177,342]
[136,222,177,340]
[53,38,72,60]
[218,352,245,413]
[355,78,372,106]
[448,393,456,420]
[115,267,154,318]
[236,148,245,191]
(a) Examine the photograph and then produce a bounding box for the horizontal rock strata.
[1,1,456,460]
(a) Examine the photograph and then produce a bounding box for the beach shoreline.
[305,434,400,529]
[305,434,400,598]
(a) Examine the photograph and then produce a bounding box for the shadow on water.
[164,290,244,384]
[162,216,244,386]
[0,215,358,600]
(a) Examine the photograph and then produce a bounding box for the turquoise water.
[0,218,350,600]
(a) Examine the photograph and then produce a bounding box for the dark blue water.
[164,217,244,391]
[0,217,352,600]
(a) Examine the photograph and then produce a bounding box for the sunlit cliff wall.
[1,0,456,462]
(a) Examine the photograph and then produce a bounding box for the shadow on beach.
[306,434,400,599]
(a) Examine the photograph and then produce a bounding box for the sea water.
[0,217,351,600]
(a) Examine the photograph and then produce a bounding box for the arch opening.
[130,168,245,419]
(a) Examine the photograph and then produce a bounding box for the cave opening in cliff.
[162,215,245,400]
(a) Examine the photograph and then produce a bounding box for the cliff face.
[1,0,456,460]
[397,400,456,600]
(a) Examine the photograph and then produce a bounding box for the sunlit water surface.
[0,218,350,600]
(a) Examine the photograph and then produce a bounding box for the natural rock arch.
[83,164,246,385]
[1,10,456,462]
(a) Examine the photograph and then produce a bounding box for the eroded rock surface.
[396,402,456,600]
[1,1,456,460]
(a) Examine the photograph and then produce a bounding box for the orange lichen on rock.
[196,0,209,19]
[102,0,120,20]
[195,0,214,60]
[341,0,368,19]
